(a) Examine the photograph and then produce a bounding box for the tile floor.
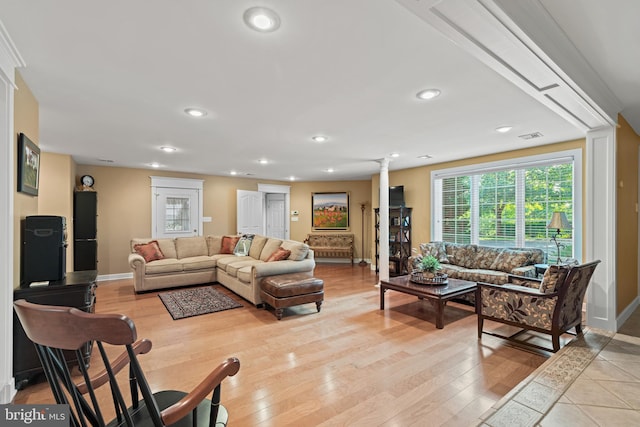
[478,306,640,426]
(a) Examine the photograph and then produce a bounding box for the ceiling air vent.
[518,132,544,140]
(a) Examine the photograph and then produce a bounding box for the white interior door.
[154,188,200,238]
[266,193,286,239]
[237,190,264,235]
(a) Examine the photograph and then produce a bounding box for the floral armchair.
[476,260,600,352]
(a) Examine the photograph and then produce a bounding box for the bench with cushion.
[304,233,354,265]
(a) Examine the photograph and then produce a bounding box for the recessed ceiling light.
[243,7,281,32]
[312,135,328,143]
[230,170,238,175]
[325,168,334,173]
[184,108,207,117]
[390,152,400,158]
[259,159,268,165]
[496,126,513,133]
[149,162,161,168]
[289,176,296,181]
[418,154,433,159]
[160,146,176,152]
[416,89,441,100]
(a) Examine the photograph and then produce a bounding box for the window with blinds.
[433,150,580,261]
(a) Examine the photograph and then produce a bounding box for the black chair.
[477,260,600,352]
[13,299,240,427]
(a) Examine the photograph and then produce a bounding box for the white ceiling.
[0,0,637,182]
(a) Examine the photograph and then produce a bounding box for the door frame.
[258,184,290,240]
[150,176,204,238]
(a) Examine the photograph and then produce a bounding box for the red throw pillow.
[220,236,241,254]
[266,247,291,262]
[134,240,164,263]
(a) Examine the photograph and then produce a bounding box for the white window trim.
[430,149,582,260]
[150,176,204,238]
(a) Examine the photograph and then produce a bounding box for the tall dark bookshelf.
[375,207,412,276]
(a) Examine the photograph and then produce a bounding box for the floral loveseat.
[412,241,545,285]
[128,235,315,305]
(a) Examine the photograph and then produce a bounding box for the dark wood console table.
[13,270,97,389]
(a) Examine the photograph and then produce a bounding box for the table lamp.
[546,211,571,264]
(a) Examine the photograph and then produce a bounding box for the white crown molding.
[395,0,621,131]
[0,19,25,86]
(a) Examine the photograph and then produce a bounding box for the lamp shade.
[547,211,571,230]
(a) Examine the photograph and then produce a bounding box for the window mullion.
[515,169,525,246]
[471,175,480,245]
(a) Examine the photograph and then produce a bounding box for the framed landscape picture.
[17,133,40,196]
[312,192,349,230]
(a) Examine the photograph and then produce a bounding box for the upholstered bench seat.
[260,273,324,320]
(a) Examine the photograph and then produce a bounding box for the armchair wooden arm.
[161,357,241,425]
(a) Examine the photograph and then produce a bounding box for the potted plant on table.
[419,255,442,279]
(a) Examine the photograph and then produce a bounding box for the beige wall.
[38,152,76,272]
[616,115,640,314]
[13,71,39,288]
[75,165,372,275]
[371,139,586,266]
[289,180,372,260]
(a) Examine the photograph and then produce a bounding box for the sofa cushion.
[266,247,291,262]
[475,246,503,270]
[419,242,448,263]
[131,238,177,259]
[540,264,570,293]
[145,258,183,274]
[216,255,253,272]
[450,268,509,285]
[281,241,309,261]
[180,256,217,271]
[260,238,283,261]
[234,235,254,256]
[226,259,263,277]
[446,243,478,269]
[175,237,208,259]
[490,249,531,273]
[133,240,164,263]
[249,235,268,259]
[221,236,240,254]
[207,235,222,256]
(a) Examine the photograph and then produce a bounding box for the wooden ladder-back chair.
[13,299,240,427]
[477,260,600,353]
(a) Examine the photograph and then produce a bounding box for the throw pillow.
[220,236,240,254]
[539,265,570,293]
[266,247,291,262]
[489,249,531,273]
[234,234,254,256]
[419,241,448,263]
[133,240,164,263]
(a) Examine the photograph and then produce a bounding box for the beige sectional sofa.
[128,235,315,305]
[413,241,545,284]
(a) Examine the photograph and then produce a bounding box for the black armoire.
[74,191,97,271]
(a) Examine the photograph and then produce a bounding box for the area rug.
[159,286,242,320]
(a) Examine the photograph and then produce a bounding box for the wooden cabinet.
[375,207,412,276]
[74,191,98,271]
[13,270,97,389]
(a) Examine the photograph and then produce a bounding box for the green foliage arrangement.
[420,255,442,273]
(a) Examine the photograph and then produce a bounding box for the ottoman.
[260,273,324,320]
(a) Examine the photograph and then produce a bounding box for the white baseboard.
[1,380,16,404]
[97,272,133,282]
[314,258,371,265]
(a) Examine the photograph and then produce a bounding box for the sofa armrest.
[511,265,536,278]
[506,274,541,289]
[128,253,145,270]
[252,259,316,278]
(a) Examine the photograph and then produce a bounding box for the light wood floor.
[13,264,548,426]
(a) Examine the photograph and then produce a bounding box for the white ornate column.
[0,20,25,403]
[378,158,390,283]
[585,125,617,331]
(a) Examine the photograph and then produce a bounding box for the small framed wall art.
[312,192,349,230]
[17,133,40,196]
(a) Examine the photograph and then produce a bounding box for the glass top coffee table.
[380,275,477,329]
